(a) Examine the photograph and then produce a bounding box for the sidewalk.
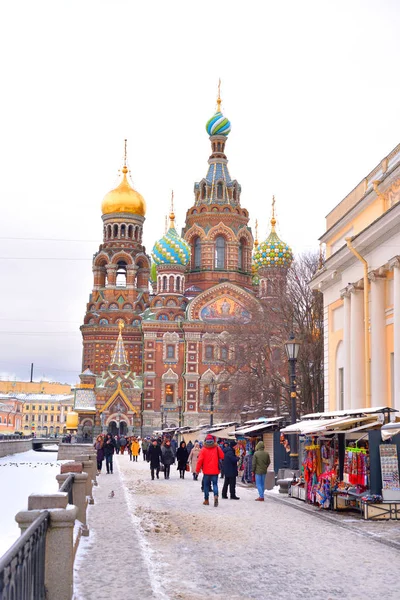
[73,458,164,600]
[264,487,400,551]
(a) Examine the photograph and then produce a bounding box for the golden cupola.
[101,142,146,217]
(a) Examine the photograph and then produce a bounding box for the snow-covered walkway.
[75,453,400,600]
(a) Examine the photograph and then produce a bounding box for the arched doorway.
[108,421,118,436]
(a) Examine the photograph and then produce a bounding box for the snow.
[75,454,400,599]
[0,449,67,557]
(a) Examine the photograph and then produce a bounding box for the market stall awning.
[381,422,400,441]
[281,415,383,435]
[234,418,285,436]
[301,406,397,419]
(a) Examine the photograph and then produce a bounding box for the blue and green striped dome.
[152,224,191,267]
[253,230,293,270]
[206,111,231,137]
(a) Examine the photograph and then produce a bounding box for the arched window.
[169,275,174,291]
[215,236,226,269]
[193,237,201,269]
[162,276,168,291]
[201,183,207,200]
[116,261,127,287]
[128,225,133,239]
[107,225,112,239]
[217,142,221,152]
[217,182,223,200]
[176,276,180,292]
[120,224,126,238]
[113,224,118,238]
[238,239,246,270]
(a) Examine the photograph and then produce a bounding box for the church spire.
[110,321,129,367]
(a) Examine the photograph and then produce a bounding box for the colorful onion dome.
[206,111,231,137]
[152,209,191,267]
[253,199,293,269]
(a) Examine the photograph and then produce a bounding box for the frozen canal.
[0,447,65,557]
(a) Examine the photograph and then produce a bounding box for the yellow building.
[311,143,400,412]
[6,393,75,435]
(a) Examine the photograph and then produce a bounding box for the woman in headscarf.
[176,441,189,479]
[94,435,104,474]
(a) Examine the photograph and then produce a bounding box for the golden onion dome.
[101,165,146,217]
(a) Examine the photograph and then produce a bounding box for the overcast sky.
[0,0,399,385]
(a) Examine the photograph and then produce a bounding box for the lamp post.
[177,397,182,428]
[160,403,165,430]
[100,412,105,434]
[284,333,301,471]
[209,377,217,427]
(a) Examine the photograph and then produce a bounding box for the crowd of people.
[93,432,271,505]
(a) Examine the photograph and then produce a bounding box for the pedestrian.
[147,439,162,480]
[222,440,240,500]
[94,435,104,474]
[252,441,271,501]
[141,437,149,461]
[104,433,115,474]
[196,434,224,506]
[188,441,201,480]
[176,441,189,479]
[114,435,121,454]
[170,436,178,457]
[131,437,140,462]
[127,437,132,461]
[186,440,193,455]
[161,439,175,479]
[119,434,127,455]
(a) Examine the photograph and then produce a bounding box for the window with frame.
[203,385,210,403]
[165,384,174,403]
[166,345,175,359]
[194,237,201,268]
[219,385,229,404]
[215,236,226,269]
[220,346,228,360]
[205,345,214,360]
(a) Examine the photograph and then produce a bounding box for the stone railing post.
[15,493,77,600]
[74,455,95,503]
[56,470,89,536]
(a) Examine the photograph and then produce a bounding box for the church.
[73,91,293,438]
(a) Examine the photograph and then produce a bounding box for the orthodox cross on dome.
[169,190,175,227]
[255,219,259,246]
[123,138,128,168]
[216,78,222,112]
[271,195,276,232]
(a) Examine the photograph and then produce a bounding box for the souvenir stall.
[281,407,397,516]
[234,417,288,487]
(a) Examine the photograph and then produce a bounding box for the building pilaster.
[369,271,387,407]
[349,284,365,408]
[389,257,400,411]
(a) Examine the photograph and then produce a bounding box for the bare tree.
[214,251,324,420]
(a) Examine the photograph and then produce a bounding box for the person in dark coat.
[176,441,189,479]
[147,439,162,480]
[161,440,175,479]
[94,435,104,474]
[186,440,194,455]
[103,434,116,474]
[221,440,240,500]
[114,435,121,454]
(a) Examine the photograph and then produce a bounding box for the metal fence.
[0,510,49,600]
[0,434,33,441]
[59,473,75,504]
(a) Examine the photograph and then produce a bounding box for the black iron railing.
[59,473,75,504]
[0,510,49,600]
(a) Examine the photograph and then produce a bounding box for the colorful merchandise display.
[344,446,369,486]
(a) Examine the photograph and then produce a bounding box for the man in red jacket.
[196,434,225,506]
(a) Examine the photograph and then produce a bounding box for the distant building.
[311,143,400,412]
[0,393,74,435]
[0,398,24,433]
[0,381,72,395]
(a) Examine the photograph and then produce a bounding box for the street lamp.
[160,403,165,430]
[284,333,301,470]
[100,412,105,434]
[209,377,217,427]
[177,397,183,428]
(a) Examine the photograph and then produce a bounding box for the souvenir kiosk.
[280,407,399,519]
